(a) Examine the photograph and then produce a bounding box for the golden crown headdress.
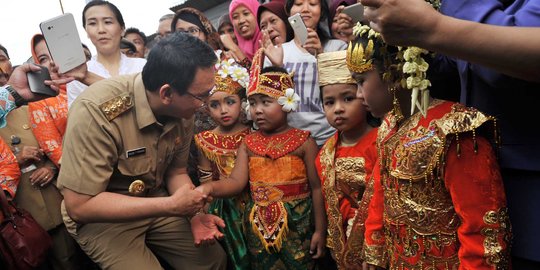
[347,0,441,118]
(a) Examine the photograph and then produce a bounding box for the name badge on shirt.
[126,147,146,158]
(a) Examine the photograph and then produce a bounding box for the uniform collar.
[133,74,158,129]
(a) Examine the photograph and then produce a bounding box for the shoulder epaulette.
[99,94,133,121]
[434,103,495,137]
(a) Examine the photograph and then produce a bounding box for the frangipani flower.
[277,88,301,112]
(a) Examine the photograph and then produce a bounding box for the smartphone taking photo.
[27,65,57,97]
[288,13,308,45]
[342,3,364,24]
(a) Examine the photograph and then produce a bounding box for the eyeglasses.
[185,90,211,107]
[177,27,201,37]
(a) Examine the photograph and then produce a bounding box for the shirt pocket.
[117,155,153,177]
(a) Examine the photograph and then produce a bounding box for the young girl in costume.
[347,21,511,269]
[315,50,378,269]
[197,49,327,269]
[194,55,251,270]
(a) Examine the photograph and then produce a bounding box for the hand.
[7,63,74,102]
[15,146,43,165]
[260,30,283,66]
[309,230,326,259]
[194,183,214,203]
[361,0,440,46]
[303,28,323,56]
[220,34,237,50]
[336,6,354,41]
[169,184,208,216]
[29,166,55,188]
[190,213,225,247]
[59,61,88,82]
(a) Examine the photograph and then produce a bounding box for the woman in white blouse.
[67,0,146,107]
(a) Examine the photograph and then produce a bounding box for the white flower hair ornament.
[277,88,301,112]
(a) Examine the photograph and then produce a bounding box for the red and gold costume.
[0,137,20,198]
[245,128,315,269]
[364,100,511,269]
[316,129,378,269]
[194,128,251,270]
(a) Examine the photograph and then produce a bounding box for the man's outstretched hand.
[190,213,225,247]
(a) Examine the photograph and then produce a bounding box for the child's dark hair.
[261,66,289,75]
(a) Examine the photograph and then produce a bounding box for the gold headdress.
[211,50,249,96]
[346,0,441,117]
[318,50,357,87]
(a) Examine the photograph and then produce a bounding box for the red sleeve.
[28,100,64,167]
[0,138,20,198]
[362,161,387,267]
[444,135,511,270]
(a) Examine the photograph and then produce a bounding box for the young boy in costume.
[315,50,379,270]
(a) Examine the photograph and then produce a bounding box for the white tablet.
[40,13,86,73]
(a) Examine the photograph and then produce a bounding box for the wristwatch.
[5,85,27,107]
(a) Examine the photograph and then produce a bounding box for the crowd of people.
[0,0,539,269]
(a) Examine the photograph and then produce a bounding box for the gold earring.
[390,86,404,122]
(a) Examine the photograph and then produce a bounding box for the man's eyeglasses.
[185,90,210,107]
[177,27,201,37]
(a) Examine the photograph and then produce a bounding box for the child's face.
[322,83,366,132]
[207,91,243,128]
[353,69,393,118]
[248,94,288,132]
[289,0,322,30]
[231,5,258,39]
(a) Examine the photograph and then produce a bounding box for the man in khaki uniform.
[57,33,227,269]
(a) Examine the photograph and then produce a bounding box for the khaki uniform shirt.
[58,74,193,225]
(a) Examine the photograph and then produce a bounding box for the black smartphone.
[27,65,58,97]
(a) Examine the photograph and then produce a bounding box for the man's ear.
[158,84,173,105]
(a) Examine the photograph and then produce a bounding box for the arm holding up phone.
[0,64,74,127]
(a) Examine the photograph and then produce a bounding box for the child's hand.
[309,230,326,259]
[195,183,213,198]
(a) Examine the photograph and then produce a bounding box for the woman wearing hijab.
[229,0,263,61]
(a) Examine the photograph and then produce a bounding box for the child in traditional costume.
[194,55,251,270]
[315,50,378,269]
[347,17,512,270]
[197,49,327,269]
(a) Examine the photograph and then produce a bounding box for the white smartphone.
[288,13,308,45]
[40,13,86,73]
[342,3,364,24]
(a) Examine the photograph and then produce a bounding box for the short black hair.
[142,32,217,94]
[82,0,125,29]
[124,27,147,45]
[0,44,9,59]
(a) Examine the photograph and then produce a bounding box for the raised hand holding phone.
[288,13,309,45]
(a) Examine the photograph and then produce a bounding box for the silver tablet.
[40,13,86,73]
